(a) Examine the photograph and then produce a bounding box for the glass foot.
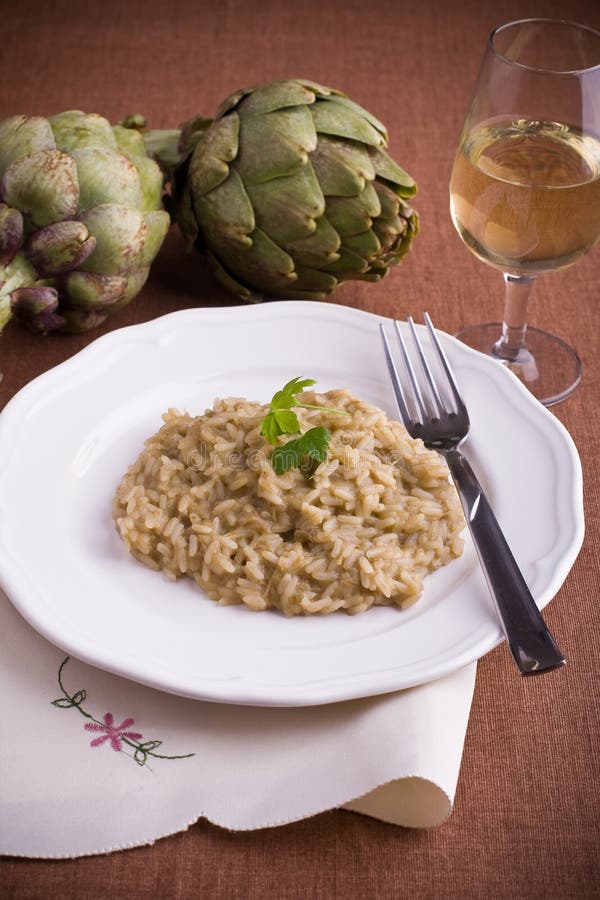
[454,323,582,407]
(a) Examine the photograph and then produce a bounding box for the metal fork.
[380,313,565,675]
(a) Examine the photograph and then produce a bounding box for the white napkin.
[0,588,476,859]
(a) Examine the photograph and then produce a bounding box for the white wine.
[450,119,600,275]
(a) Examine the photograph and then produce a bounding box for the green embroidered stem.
[120,737,194,760]
[51,656,195,767]
[53,656,96,720]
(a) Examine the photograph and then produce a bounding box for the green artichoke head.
[0,111,170,333]
[162,79,418,301]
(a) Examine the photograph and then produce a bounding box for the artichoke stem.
[143,129,187,175]
[144,118,213,175]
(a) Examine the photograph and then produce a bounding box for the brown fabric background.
[1,0,599,897]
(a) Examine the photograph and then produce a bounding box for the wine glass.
[449,18,600,406]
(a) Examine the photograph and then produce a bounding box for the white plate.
[0,302,584,705]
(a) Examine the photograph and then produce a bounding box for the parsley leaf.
[260,411,282,445]
[261,377,315,445]
[273,408,300,434]
[260,375,350,446]
[270,377,317,411]
[270,427,332,476]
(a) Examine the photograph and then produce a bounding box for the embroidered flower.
[84,712,143,751]
[52,657,194,767]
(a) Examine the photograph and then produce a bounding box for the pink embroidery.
[84,712,143,752]
[52,657,194,766]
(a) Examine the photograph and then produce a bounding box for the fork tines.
[379,313,466,428]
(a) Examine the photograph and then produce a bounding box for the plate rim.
[0,302,585,705]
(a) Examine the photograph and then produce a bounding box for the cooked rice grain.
[113,390,464,615]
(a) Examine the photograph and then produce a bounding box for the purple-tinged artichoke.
[0,111,170,333]
[145,79,418,302]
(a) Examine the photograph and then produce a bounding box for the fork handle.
[444,449,566,675]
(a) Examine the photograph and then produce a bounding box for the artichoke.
[147,79,418,301]
[0,111,170,333]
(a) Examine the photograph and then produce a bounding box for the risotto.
[113,389,464,615]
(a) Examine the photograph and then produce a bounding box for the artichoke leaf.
[131,154,165,213]
[310,100,386,148]
[324,95,388,140]
[217,79,336,119]
[48,111,117,152]
[291,265,337,293]
[216,87,256,119]
[60,271,128,310]
[399,198,418,226]
[379,224,417,264]
[72,147,142,212]
[10,285,67,333]
[104,267,149,311]
[285,214,341,267]
[296,80,339,100]
[0,203,23,265]
[236,80,318,117]
[369,147,416,195]
[1,150,79,227]
[371,214,407,251]
[59,308,108,333]
[321,245,369,275]
[246,162,325,245]
[0,250,37,291]
[188,115,239,197]
[138,210,170,267]
[79,204,147,275]
[235,106,317,185]
[325,184,381,238]
[24,220,96,276]
[0,116,55,179]
[112,124,146,158]
[207,249,256,301]
[366,257,390,274]
[309,136,374,196]
[341,227,381,260]
[176,117,213,161]
[11,284,59,315]
[372,179,401,218]
[343,268,387,283]
[325,199,372,238]
[194,168,254,247]
[394,214,419,261]
[358,180,381,216]
[0,293,10,330]
[210,227,297,294]
[178,183,199,246]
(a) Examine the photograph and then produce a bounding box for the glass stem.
[493,273,535,362]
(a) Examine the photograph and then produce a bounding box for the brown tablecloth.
[1,0,599,897]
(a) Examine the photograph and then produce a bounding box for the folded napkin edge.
[1,773,455,859]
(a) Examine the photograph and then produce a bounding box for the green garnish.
[260,377,315,444]
[271,426,332,476]
[261,376,350,446]
[260,376,351,477]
